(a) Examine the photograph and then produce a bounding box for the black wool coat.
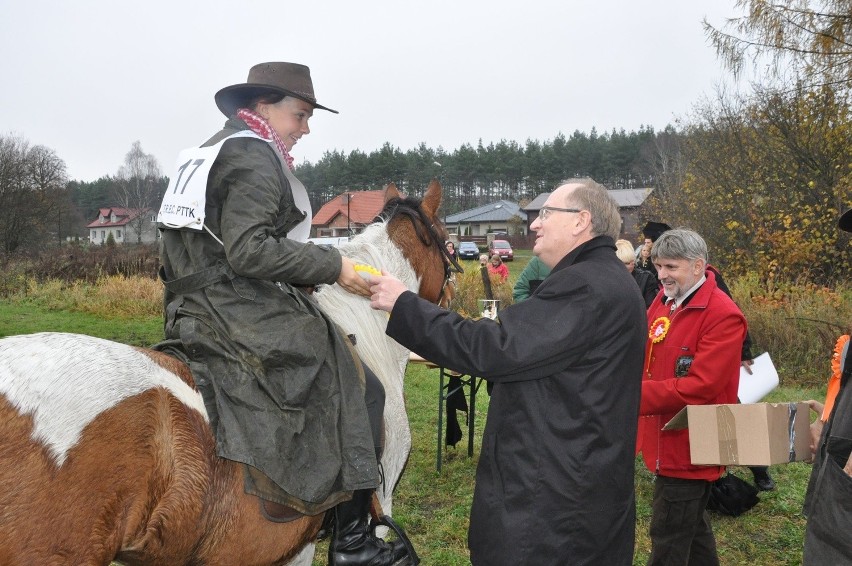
[386,236,646,565]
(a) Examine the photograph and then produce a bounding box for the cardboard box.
[663,402,811,466]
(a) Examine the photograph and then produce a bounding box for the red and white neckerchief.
[236,108,295,170]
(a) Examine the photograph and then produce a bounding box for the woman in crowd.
[445,240,458,261]
[616,239,658,308]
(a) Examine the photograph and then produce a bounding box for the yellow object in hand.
[354,263,381,281]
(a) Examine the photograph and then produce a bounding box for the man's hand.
[337,257,371,298]
[808,399,825,462]
[805,399,852,476]
[369,270,409,313]
[741,359,754,375]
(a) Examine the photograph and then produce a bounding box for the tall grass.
[13,275,163,319]
[0,242,159,297]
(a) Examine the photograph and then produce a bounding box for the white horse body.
[0,332,208,466]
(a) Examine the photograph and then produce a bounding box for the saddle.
[260,498,306,523]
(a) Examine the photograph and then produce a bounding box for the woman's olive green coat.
[155,119,378,513]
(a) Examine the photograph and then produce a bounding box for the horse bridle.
[376,199,464,306]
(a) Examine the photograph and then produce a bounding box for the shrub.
[0,242,159,296]
[731,272,851,387]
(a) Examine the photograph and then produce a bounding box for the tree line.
[295,128,657,215]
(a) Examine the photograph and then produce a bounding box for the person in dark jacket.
[636,221,669,279]
[802,207,852,564]
[154,62,408,566]
[616,238,658,308]
[445,240,458,261]
[368,178,646,565]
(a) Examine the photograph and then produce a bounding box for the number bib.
[157,130,262,230]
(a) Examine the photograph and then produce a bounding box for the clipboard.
[738,352,779,403]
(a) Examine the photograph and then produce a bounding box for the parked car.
[457,241,480,260]
[488,239,514,261]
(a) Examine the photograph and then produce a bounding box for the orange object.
[822,334,850,421]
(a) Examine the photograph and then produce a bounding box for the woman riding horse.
[154,62,409,566]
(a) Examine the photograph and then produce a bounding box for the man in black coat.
[368,178,646,565]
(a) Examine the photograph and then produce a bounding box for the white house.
[87,207,158,245]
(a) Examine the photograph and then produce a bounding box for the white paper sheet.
[738,351,779,403]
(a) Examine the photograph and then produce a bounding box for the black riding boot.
[328,489,410,566]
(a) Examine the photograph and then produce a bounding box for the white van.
[307,236,350,247]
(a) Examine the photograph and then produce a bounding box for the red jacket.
[637,269,746,480]
[487,262,509,281]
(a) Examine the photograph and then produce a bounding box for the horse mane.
[315,220,416,398]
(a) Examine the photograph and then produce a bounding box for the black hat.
[214,62,338,118]
[840,209,852,232]
[643,221,672,242]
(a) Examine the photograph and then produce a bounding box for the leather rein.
[376,198,464,305]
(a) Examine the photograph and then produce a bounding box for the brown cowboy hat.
[840,208,852,232]
[214,62,338,117]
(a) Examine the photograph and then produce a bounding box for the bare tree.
[0,134,68,253]
[639,125,690,225]
[28,144,70,246]
[114,141,163,243]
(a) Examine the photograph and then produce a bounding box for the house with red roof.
[86,207,158,245]
[311,190,386,238]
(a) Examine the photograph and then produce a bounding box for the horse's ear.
[421,178,442,217]
[384,182,401,203]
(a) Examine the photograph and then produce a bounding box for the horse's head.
[380,179,461,308]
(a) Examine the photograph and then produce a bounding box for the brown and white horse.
[0,181,453,565]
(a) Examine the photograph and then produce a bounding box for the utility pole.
[345,192,353,236]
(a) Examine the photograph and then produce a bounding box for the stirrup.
[369,513,420,566]
[368,492,419,565]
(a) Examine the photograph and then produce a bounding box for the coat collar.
[551,235,616,273]
[656,267,720,310]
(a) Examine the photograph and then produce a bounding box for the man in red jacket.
[637,229,747,565]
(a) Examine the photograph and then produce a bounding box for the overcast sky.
[0,0,744,183]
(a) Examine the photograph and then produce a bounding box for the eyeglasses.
[538,206,582,221]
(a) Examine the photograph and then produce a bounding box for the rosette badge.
[649,317,671,343]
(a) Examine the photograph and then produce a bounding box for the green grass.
[0,299,162,346]
[0,287,829,565]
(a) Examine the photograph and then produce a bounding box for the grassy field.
[0,256,834,565]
